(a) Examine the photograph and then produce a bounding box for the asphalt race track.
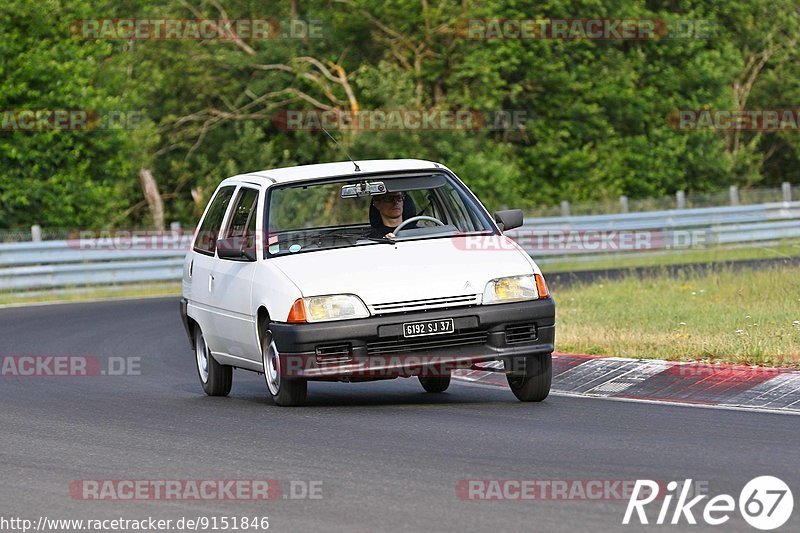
[1,297,798,532]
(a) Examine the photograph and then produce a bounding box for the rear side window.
[224,188,259,239]
[193,186,235,255]
[222,187,259,258]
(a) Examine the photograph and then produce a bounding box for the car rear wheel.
[261,329,307,407]
[195,327,232,396]
[506,353,551,402]
[419,374,451,393]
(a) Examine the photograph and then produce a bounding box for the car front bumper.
[269,298,555,379]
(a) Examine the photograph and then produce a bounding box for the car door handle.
[208,274,214,292]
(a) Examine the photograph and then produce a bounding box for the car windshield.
[266,173,495,256]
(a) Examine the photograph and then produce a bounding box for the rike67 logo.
[624,476,794,530]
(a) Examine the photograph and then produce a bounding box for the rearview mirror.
[341,181,386,198]
[494,209,524,231]
[217,236,256,262]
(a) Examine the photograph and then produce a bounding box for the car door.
[186,185,237,352]
[210,185,262,362]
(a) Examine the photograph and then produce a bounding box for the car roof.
[221,159,446,187]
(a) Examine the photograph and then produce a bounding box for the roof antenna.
[321,126,360,172]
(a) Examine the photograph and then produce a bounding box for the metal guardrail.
[0,235,192,266]
[512,201,800,261]
[0,259,185,291]
[0,235,192,291]
[521,202,800,230]
[0,201,798,291]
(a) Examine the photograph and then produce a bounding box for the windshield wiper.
[313,230,361,241]
[361,235,395,244]
[314,229,398,244]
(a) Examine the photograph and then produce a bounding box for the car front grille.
[366,330,488,356]
[370,294,480,315]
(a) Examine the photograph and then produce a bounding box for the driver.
[368,192,417,238]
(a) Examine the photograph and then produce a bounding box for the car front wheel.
[261,329,307,407]
[195,327,232,396]
[506,353,551,402]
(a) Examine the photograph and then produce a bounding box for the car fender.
[251,259,304,333]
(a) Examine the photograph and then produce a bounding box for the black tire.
[195,327,232,397]
[419,374,451,393]
[261,329,307,407]
[506,353,551,402]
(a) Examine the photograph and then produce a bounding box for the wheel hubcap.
[263,334,281,395]
[196,331,209,383]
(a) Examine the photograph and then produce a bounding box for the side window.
[222,188,259,259]
[224,188,259,239]
[193,186,236,255]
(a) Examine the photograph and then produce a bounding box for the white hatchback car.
[180,159,555,406]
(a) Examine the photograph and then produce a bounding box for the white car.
[180,159,555,406]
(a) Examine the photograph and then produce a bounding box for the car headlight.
[288,294,370,323]
[482,275,548,304]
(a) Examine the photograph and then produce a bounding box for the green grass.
[555,265,800,366]
[0,282,181,306]
[540,240,800,272]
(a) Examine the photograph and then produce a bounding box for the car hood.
[270,235,537,308]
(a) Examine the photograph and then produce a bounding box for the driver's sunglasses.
[375,193,406,204]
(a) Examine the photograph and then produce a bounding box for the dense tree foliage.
[1,0,799,228]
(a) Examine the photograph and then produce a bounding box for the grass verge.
[555,265,800,366]
[540,240,800,272]
[0,282,181,306]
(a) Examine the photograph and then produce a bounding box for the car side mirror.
[217,236,256,262]
[494,209,524,231]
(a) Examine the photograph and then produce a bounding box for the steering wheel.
[393,215,446,235]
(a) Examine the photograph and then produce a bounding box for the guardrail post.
[31,225,42,242]
[729,185,739,206]
[676,190,686,209]
[560,200,570,217]
[783,182,792,202]
[619,195,629,213]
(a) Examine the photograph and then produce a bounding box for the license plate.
[402,318,455,338]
